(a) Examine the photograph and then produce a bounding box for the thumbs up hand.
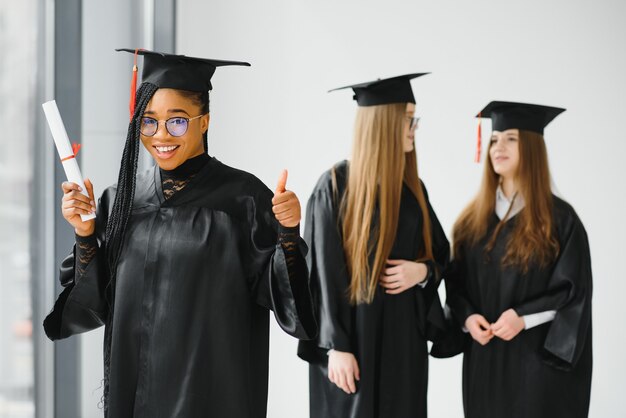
[272,169,301,228]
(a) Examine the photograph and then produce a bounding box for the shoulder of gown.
[202,158,276,202]
[310,160,348,198]
[552,194,587,236]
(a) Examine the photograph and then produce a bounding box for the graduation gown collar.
[160,153,211,180]
[154,153,215,204]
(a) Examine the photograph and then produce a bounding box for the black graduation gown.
[443,196,593,418]
[43,156,317,418]
[297,161,450,418]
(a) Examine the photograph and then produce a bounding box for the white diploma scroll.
[42,100,96,221]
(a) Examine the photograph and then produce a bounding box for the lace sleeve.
[75,234,98,279]
[278,225,302,279]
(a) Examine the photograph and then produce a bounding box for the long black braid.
[105,82,159,271]
[102,81,158,413]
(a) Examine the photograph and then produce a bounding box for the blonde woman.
[443,102,593,418]
[298,74,450,418]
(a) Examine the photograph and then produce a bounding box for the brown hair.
[452,130,559,270]
[341,103,433,304]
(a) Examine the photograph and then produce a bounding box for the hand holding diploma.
[42,100,96,223]
[272,169,301,228]
[61,179,96,237]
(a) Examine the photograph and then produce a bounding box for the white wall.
[176,0,626,417]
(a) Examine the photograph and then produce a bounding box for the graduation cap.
[329,73,429,106]
[474,101,566,162]
[116,48,251,118]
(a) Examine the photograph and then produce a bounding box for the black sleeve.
[414,182,451,343]
[43,189,113,340]
[514,211,592,370]
[429,252,474,359]
[297,180,354,364]
[248,187,317,341]
[443,251,478,328]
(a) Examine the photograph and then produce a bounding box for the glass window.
[0,0,38,417]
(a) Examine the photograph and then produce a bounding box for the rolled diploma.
[42,100,96,221]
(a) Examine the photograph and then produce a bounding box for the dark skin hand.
[272,169,301,228]
[61,178,96,237]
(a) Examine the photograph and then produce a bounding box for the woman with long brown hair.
[298,74,450,418]
[443,101,593,418]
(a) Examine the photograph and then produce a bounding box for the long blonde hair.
[453,130,559,270]
[341,103,433,304]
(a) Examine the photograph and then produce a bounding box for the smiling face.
[489,128,520,180]
[140,88,210,171]
[403,102,416,152]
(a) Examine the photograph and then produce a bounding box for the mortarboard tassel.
[128,48,140,120]
[475,112,482,163]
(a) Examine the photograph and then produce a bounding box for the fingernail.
[90,201,95,206]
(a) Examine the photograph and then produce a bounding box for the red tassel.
[129,48,139,120]
[475,112,482,163]
[71,143,81,157]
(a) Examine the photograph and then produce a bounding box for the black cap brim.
[116,48,250,92]
[330,73,429,106]
[477,101,565,134]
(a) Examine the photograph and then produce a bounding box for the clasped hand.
[465,309,525,345]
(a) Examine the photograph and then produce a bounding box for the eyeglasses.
[406,117,420,131]
[140,114,206,137]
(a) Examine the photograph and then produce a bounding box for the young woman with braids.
[441,102,593,418]
[43,49,316,418]
[297,74,450,418]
